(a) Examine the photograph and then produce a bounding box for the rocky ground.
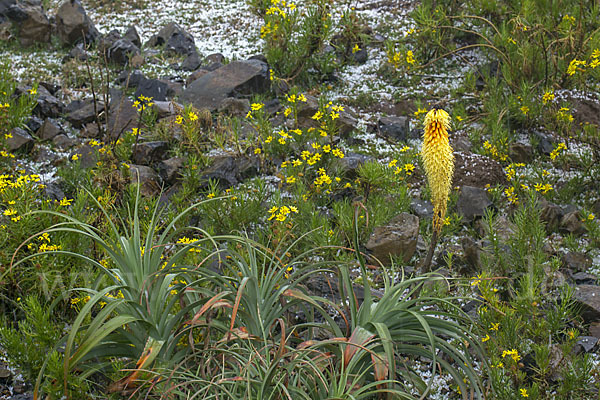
[1,0,600,398]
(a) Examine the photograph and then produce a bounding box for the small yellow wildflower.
[406,50,415,65]
[542,91,555,104]
[58,198,73,206]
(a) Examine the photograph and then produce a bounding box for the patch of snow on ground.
[83,0,263,60]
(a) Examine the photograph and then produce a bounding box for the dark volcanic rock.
[508,142,533,163]
[157,157,183,185]
[25,115,43,132]
[70,144,97,168]
[7,127,34,152]
[97,28,120,56]
[532,130,555,155]
[573,336,598,354]
[107,38,140,66]
[410,199,433,219]
[106,96,137,139]
[539,199,563,233]
[115,69,145,88]
[181,59,270,111]
[200,155,259,188]
[574,285,600,323]
[34,87,64,118]
[453,151,505,188]
[134,78,169,102]
[351,47,368,64]
[16,2,51,46]
[334,152,374,178]
[377,116,409,142]
[52,133,77,149]
[461,236,483,273]
[123,25,141,48]
[37,118,63,140]
[179,51,202,71]
[147,21,196,55]
[366,212,419,264]
[43,181,66,201]
[218,97,250,118]
[152,100,180,118]
[561,251,592,273]
[457,185,494,222]
[132,141,169,165]
[128,164,160,197]
[560,211,587,236]
[66,99,102,128]
[55,0,99,46]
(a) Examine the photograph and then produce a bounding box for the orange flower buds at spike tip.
[421,108,454,234]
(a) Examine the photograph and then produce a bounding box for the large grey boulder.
[55,0,99,46]
[16,2,50,46]
[181,60,270,111]
[366,212,420,264]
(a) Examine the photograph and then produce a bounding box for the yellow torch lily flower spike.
[421,108,454,235]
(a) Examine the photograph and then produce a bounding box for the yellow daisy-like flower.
[421,109,454,234]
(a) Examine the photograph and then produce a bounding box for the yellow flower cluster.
[504,163,525,181]
[542,91,555,104]
[268,205,298,222]
[388,50,417,70]
[39,243,61,252]
[421,109,454,234]
[556,107,574,123]
[177,236,202,253]
[483,140,508,161]
[0,173,41,191]
[504,187,518,204]
[567,59,586,76]
[501,349,521,362]
[550,142,566,160]
[567,49,600,75]
[534,182,553,194]
[132,95,154,112]
[286,93,306,103]
[314,169,332,186]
